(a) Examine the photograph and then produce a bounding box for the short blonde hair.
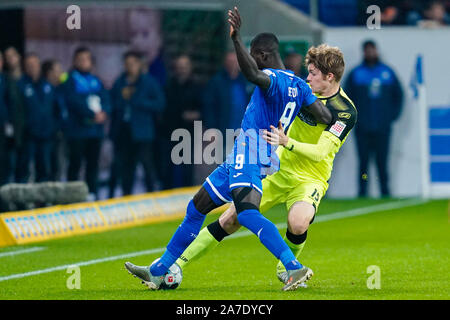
[305,44,345,82]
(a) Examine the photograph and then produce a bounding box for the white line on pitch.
[0,247,164,282]
[0,247,46,258]
[228,197,428,239]
[0,198,427,282]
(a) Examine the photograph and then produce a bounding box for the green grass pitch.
[0,198,449,300]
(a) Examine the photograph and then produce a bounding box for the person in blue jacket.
[203,51,252,135]
[345,40,403,197]
[16,53,59,183]
[110,50,165,196]
[64,47,110,199]
[42,59,68,182]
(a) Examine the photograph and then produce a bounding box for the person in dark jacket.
[16,53,59,182]
[0,52,9,186]
[203,52,252,135]
[3,46,25,183]
[345,40,403,197]
[64,47,110,199]
[159,54,203,189]
[110,50,165,195]
[42,59,67,182]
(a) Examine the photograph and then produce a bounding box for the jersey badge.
[329,121,346,138]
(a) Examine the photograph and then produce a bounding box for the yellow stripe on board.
[0,186,218,247]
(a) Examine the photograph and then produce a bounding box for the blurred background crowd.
[0,44,258,200]
[0,0,448,206]
[284,0,450,26]
[0,38,404,202]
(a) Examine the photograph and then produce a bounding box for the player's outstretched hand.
[263,121,289,147]
[228,6,242,39]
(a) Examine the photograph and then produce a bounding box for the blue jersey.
[204,68,318,204]
[227,68,317,175]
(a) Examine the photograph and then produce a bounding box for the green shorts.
[260,170,327,214]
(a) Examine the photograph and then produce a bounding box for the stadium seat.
[281,0,357,26]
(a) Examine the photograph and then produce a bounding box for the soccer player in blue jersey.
[125,7,332,291]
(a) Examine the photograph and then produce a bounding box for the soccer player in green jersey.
[175,44,357,286]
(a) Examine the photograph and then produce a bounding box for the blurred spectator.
[160,54,203,188]
[345,40,403,197]
[284,52,306,78]
[3,46,26,184]
[110,50,165,195]
[129,9,166,87]
[407,0,450,26]
[375,0,410,25]
[0,52,8,186]
[381,5,401,24]
[42,59,68,181]
[203,51,252,135]
[16,53,59,182]
[64,47,110,200]
[4,47,22,80]
[357,0,450,26]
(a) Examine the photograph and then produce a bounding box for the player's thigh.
[286,183,326,232]
[192,186,223,214]
[228,162,262,213]
[200,163,233,213]
[259,174,287,213]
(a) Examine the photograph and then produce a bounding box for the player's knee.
[220,213,240,234]
[231,187,261,214]
[287,217,309,235]
[288,202,315,234]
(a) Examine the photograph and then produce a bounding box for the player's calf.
[150,187,220,277]
[276,229,308,282]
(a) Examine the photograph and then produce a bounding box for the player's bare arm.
[228,7,271,89]
[303,99,333,125]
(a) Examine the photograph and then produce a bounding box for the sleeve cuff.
[284,139,295,151]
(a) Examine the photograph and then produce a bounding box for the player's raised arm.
[228,7,271,89]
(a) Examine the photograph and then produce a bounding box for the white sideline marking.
[228,198,427,240]
[0,247,164,282]
[0,247,45,258]
[0,198,427,282]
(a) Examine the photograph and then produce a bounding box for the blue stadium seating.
[281,0,357,26]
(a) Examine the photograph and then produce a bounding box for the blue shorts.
[203,162,264,206]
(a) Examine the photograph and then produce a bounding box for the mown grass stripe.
[0,198,427,282]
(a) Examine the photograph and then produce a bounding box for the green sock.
[285,236,306,258]
[176,227,219,270]
[276,236,306,274]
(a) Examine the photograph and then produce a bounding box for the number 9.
[235,154,244,170]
